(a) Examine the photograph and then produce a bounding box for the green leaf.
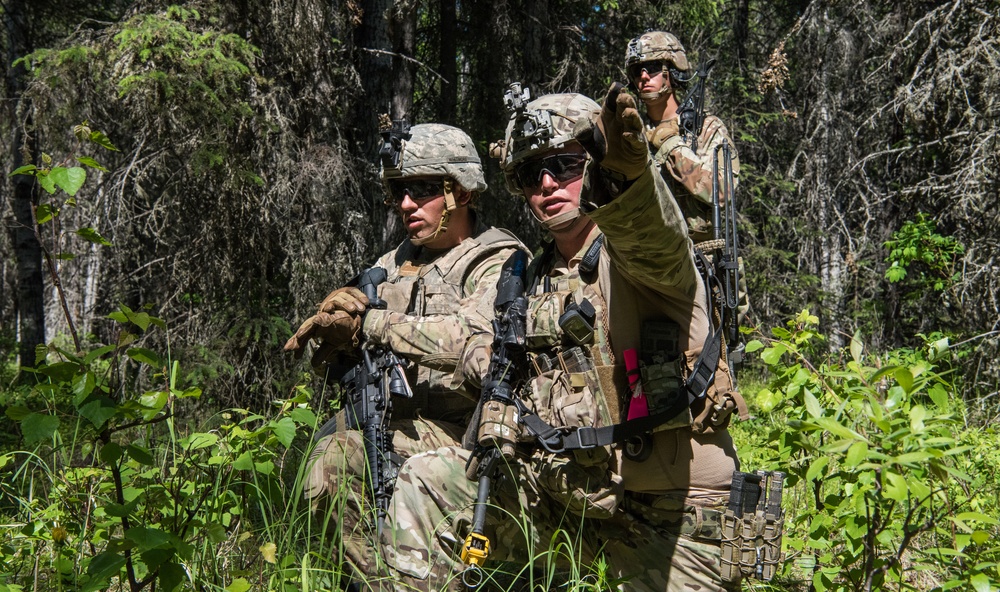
[806,456,829,482]
[100,442,124,464]
[803,389,823,418]
[850,331,863,363]
[6,405,31,420]
[49,166,87,196]
[894,367,914,393]
[204,523,228,543]
[127,347,164,367]
[125,527,170,551]
[78,397,118,428]
[37,172,57,194]
[744,339,764,353]
[226,578,252,592]
[909,404,926,432]
[89,130,120,151]
[183,432,219,450]
[21,413,60,445]
[38,361,80,382]
[104,502,130,518]
[755,388,782,413]
[77,156,109,172]
[83,550,126,592]
[290,407,317,427]
[76,227,113,246]
[928,383,950,409]
[83,344,117,364]
[883,471,908,502]
[271,417,296,448]
[9,164,38,176]
[760,343,788,365]
[845,441,868,467]
[970,573,991,592]
[233,451,254,471]
[72,372,97,403]
[139,391,169,412]
[158,561,185,592]
[125,444,155,466]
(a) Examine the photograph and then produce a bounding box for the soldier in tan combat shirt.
[284,123,526,589]
[374,86,747,592]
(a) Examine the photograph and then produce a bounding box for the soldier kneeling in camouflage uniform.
[284,122,527,588]
[376,86,747,592]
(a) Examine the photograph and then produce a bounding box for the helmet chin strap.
[534,205,582,232]
[410,179,459,246]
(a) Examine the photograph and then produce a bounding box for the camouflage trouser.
[304,416,466,585]
[379,445,731,592]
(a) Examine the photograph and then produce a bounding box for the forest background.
[1,0,998,591]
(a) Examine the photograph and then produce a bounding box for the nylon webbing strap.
[518,247,726,453]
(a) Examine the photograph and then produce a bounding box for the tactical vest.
[375,227,524,421]
[523,236,745,438]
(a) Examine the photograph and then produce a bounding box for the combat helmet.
[624,31,691,100]
[490,84,600,231]
[379,120,487,245]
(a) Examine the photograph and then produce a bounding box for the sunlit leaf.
[225,578,251,592]
[49,166,86,196]
[76,227,113,246]
[89,130,120,151]
[883,471,908,502]
[271,417,296,448]
[77,156,109,172]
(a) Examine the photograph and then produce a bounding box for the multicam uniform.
[647,114,740,244]
[380,158,746,591]
[302,122,527,583]
[304,219,524,577]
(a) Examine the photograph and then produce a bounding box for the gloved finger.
[319,286,369,315]
[602,82,626,123]
[284,315,320,355]
[616,92,643,135]
[572,113,605,163]
[309,310,353,343]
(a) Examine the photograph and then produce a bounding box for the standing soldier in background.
[376,85,747,591]
[283,122,526,589]
[626,31,749,327]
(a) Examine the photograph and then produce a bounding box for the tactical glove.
[647,119,680,151]
[283,310,362,362]
[572,83,649,181]
[317,286,369,315]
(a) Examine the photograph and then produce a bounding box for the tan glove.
[572,83,649,181]
[283,310,362,362]
[647,119,680,150]
[317,286,369,315]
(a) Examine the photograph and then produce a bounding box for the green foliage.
[0,309,319,591]
[744,311,1000,591]
[884,213,965,291]
[9,122,118,251]
[111,6,260,129]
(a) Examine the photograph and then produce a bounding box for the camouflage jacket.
[361,217,527,419]
[520,164,742,517]
[648,113,740,243]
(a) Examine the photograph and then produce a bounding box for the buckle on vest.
[575,426,599,449]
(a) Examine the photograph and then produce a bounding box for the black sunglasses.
[385,178,446,203]
[515,153,587,188]
[627,60,666,80]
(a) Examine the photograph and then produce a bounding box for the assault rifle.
[461,250,530,589]
[316,267,413,535]
[676,58,717,152]
[711,140,743,376]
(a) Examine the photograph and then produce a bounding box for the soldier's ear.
[455,188,473,207]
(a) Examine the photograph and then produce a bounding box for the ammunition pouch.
[720,471,785,584]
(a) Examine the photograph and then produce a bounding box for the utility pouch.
[721,470,785,584]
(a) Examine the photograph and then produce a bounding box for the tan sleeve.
[655,115,740,206]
